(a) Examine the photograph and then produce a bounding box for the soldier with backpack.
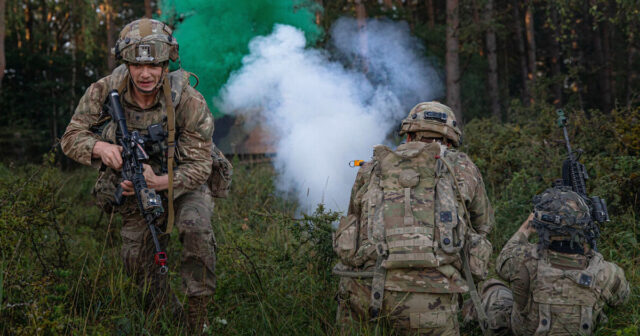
[333,101,495,335]
[61,18,232,333]
[470,187,629,335]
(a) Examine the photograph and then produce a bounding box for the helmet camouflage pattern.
[398,101,462,146]
[112,18,179,64]
[531,187,598,248]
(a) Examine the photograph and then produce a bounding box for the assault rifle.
[556,110,609,247]
[105,90,169,274]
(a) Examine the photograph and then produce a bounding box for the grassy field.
[0,105,638,335]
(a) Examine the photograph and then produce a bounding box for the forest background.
[0,0,639,335]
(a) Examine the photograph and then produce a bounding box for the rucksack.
[531,252,605,335]
[335,141,490,274]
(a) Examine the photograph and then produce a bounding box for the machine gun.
[105,90,169,274]
[556,110,609,247]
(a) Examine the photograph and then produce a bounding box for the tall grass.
[0,104,638,335]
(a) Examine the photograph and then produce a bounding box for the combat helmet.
[531,187,599,250]
[398,101,462,147]
[112,18,179,64]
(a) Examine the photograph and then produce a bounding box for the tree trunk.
[70,5,77,117]
[602,19,613,111]
[591,17,612,112]
[485,0,500,119]
[0,0,6,90]
[446,0,462,123]
[513,0,530,106]
[105,0,115,71]
[626,31,636,108]
[355,0,368,73]
[315,0,323,26]
[427,0,435,29]
[145,0,152,18]
[524,0,536,104]
[549,2,562,106]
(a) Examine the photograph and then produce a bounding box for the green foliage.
[462,102,640,333]
[0,160,341,334]
[210,162,339,334]
[1,102,639,334]
[158,0,322,116]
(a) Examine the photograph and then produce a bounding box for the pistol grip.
[114,185,125,206]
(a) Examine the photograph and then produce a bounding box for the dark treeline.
[0,0,152,161]
[1,0,639,160]
[322,0,640,120]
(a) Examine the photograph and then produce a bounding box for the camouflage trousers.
[337,277,460,335]
[119,184,217,308]
[465,279,513,336]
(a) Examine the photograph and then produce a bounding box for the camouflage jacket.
[341,143,495,293]
[61,65,214,201]
[496,231,630,335]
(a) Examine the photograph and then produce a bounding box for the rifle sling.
[163,75,176,235]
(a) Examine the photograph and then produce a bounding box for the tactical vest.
[91,65,232,214]
[369,141,465,270]
[531,252,605,335]
[94,64,189,142]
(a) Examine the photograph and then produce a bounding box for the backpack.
[370,141,465,268]
[334,141,491,276]
[531,252,606,335]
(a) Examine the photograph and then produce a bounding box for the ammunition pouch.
[207,144,233,198]
[92,169,120,213]
[467,231,492,280]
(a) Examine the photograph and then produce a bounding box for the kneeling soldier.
[472,187,629,335]
[333,102,495,335]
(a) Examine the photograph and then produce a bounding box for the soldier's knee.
[480,279,513,333]
[121,228,144,276]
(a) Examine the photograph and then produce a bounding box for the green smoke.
[159,0,322,116]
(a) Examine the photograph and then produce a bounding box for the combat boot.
[187,295,212,334]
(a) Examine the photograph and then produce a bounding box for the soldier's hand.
[142,164,169,191]
[120,165,168,196]
[518,212,536,237]
[92,141,123,170]
[120,180,135,196]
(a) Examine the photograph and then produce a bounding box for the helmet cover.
[112,18,179,64]
[398,102,462,146]
[531,187,597,248]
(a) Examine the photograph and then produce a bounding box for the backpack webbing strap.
[162,75,176,235]
[117,73,129,95]
[368,162,387,319]
[403,187,413,225]
[439,157,492,336]
[534,303,551,335]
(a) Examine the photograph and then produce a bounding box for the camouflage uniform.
[334,102,494,335]
[480,188,630,335]
[61,19,217,320]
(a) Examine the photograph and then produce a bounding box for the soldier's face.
[128,63,164,94]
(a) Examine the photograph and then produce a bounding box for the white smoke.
[216,18,443,213]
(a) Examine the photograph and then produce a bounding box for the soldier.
[333,101,495,335]
[472,187,629,335]
[61,18,228,333]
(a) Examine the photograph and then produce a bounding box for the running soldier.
[61,18,231,333]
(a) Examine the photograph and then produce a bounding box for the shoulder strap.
[367,160,387,319]
[163,75,176,234]
[439,156,492,336]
